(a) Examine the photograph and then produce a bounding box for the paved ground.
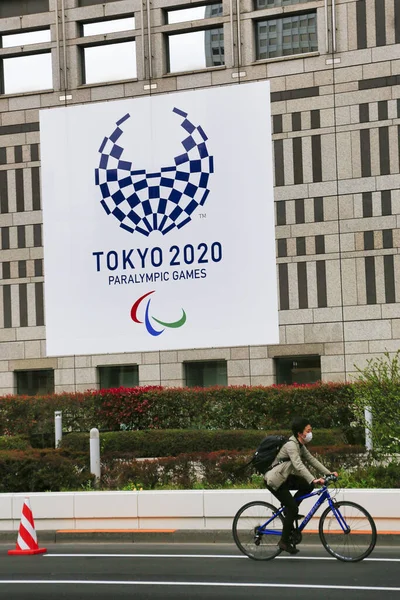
[0,542,399,599]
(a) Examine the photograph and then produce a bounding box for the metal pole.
[324,0,329,54]
[141,1,146,79]
[229,0,235,68]
[55,0,61,91]
[146,0,153,79]
[90,428,101,484]
[60,0,67,91]
[55,411,62,448]
[236,0,242,66]
[365,407,373,451]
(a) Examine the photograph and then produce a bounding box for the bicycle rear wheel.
[319,501,377,562]
[232,501,283,561]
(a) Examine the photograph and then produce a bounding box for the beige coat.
[265,435,331,491]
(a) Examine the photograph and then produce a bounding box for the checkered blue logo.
[95,108,214,236]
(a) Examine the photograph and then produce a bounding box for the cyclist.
[265,416,338,555]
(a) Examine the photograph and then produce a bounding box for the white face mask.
[303,432,313,443]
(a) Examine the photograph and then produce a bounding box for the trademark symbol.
[199,213,207,219]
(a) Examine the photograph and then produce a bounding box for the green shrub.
[0,435,31,451]
[340,460,400,488]
[61,428,346,456]
[0,449,93,493]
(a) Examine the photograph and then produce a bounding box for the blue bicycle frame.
[260,485,350,536]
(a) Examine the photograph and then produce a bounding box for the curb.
[1,530,400,545]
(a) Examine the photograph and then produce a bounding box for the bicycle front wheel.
[319,501,377,562]
[232,501,283,561]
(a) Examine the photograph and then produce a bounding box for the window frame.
[274,355,321,385]
[165,24,226,75]
[15,369,55,396]
[164,2,224,25]
[184,360,228,388]
[98,364,139,390]
[80,37,138,86]
[0,48,53,95]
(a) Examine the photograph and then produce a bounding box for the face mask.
[304,432,313,443]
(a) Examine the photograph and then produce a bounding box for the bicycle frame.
[260,485,349,536]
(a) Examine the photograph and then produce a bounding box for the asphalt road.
[0,542,399,599]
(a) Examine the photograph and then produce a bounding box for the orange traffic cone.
[8,497,47,555]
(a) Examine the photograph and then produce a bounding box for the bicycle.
[232,475,377,562]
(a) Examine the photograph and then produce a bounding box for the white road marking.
[44,553,400,562]
[0,580,399,591]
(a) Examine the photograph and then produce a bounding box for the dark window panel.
[360,129,371,176]
[273,115,283,134]
[2,262,10,279]
[297,262,308,309]
[362,192,373,217]
[293,137,303,184]
[1,227,10,250]
[378,100,388,120]
[315,235,325,254]
[364,231,374,250]
[383,229,393,248]
[0,123,39,136]
[311,135,322,182]
[310,110,320,129]
[32,167,41,210]
[314,197,324,222]
[33,224,42,247]
[295,199,305,224]
[34,259,43,277]
[19,283,28,327]
[0,0,49,18]
[276,201,286,225]
[365,256,377,304]
[3,285,12,328]
[359,76,400,90]
[98,365,139,389]
[278,263,289,310]
[16,370,54,396]
[296,237,306,256]
[274,139,285,186]
[292,112,301,132]
[14,146,23,164]
[16,169,24,212]
[356,0,367,48]
[35,282,44,326]
[396,0,400,43]
[17,226,26,248]
[379,127,390,175]
[275,355,321,385]
[184,361,227,387]
[359,104,369,123]
[316,260,327,307]
[0,171,9,213]
[79,0,119,5]
[277,238,287,257]
[0,148,6,165]
[384,255,396,303]
[271,87,320,102]
[381,190,392,215]
[18,261,27,278]
[375,0,386,46]
[30,144,39,162]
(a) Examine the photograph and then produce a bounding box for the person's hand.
[331,472,338,477]
[313,478,325,485]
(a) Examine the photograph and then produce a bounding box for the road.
[0,542,399,599]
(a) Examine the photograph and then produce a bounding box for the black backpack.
[249,434,288,474]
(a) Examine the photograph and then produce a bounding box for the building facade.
[0,0,399,394]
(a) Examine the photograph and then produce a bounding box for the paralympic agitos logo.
[131,290,186,337]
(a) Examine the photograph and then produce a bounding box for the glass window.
[98,365,139,389]
[82,17,135,37]
[255,0,314,7]
[16,369,54,396]
[3,52,53,94]
[83,40,137,84]
[2,29,51,48]
[166,3,223,24]
[168,27,224,73]
[185,360,227,388]
[275,356,321,385]
[256,13,317,59]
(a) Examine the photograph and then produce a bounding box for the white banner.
[39,82,278,356]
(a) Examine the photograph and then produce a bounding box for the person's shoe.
[278,540,300,555]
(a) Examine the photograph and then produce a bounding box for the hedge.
[0,383,359,442]
[0,435,31,451]
[61,428,347,456]
[0,449,93,493]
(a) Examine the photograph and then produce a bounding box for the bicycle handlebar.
[323,474,338,485]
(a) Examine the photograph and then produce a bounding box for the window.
[16,369,54,396]
[2,29,51,48]
[256,13,317,59]
[166,3,223,24]
[255,0,314,7]
[82,17,135,37]
[184,360,227,388]
[98,365,139,389]
[168,27,224,73]
[82,40,137,84]
[274,356,321,385]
